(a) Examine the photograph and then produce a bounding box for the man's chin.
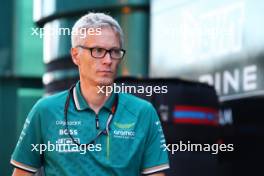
[96,78,114,86]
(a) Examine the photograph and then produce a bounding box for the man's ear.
[71,47,80,66]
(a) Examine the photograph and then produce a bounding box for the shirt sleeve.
[141,103,170,175]
[10,101,43,173]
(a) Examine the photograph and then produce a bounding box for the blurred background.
[0,0,263,175]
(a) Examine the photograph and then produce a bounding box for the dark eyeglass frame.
[64,84,118,148]
[76,45,126,60]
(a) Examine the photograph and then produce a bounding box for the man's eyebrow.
[90,45,121,49]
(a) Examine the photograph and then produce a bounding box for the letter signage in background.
[151,0,264,101]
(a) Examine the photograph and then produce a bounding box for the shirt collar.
[72,81,116,112]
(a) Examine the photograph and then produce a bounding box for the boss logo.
[59,129,78,136]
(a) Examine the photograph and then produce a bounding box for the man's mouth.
[97,70,113,73]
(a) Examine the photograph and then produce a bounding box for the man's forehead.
[82,27,120,47]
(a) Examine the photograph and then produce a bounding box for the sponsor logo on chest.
[113,122,135,139]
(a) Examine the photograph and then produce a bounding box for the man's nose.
[102,51,112,64]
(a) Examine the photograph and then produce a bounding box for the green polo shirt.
[11,81,169,175]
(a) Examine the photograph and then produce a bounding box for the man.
[11,13,169,176]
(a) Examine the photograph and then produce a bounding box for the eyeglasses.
[76,45,126,60]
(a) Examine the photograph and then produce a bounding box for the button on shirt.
[11,81,169,176]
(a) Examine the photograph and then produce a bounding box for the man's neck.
[80,79,111,114]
